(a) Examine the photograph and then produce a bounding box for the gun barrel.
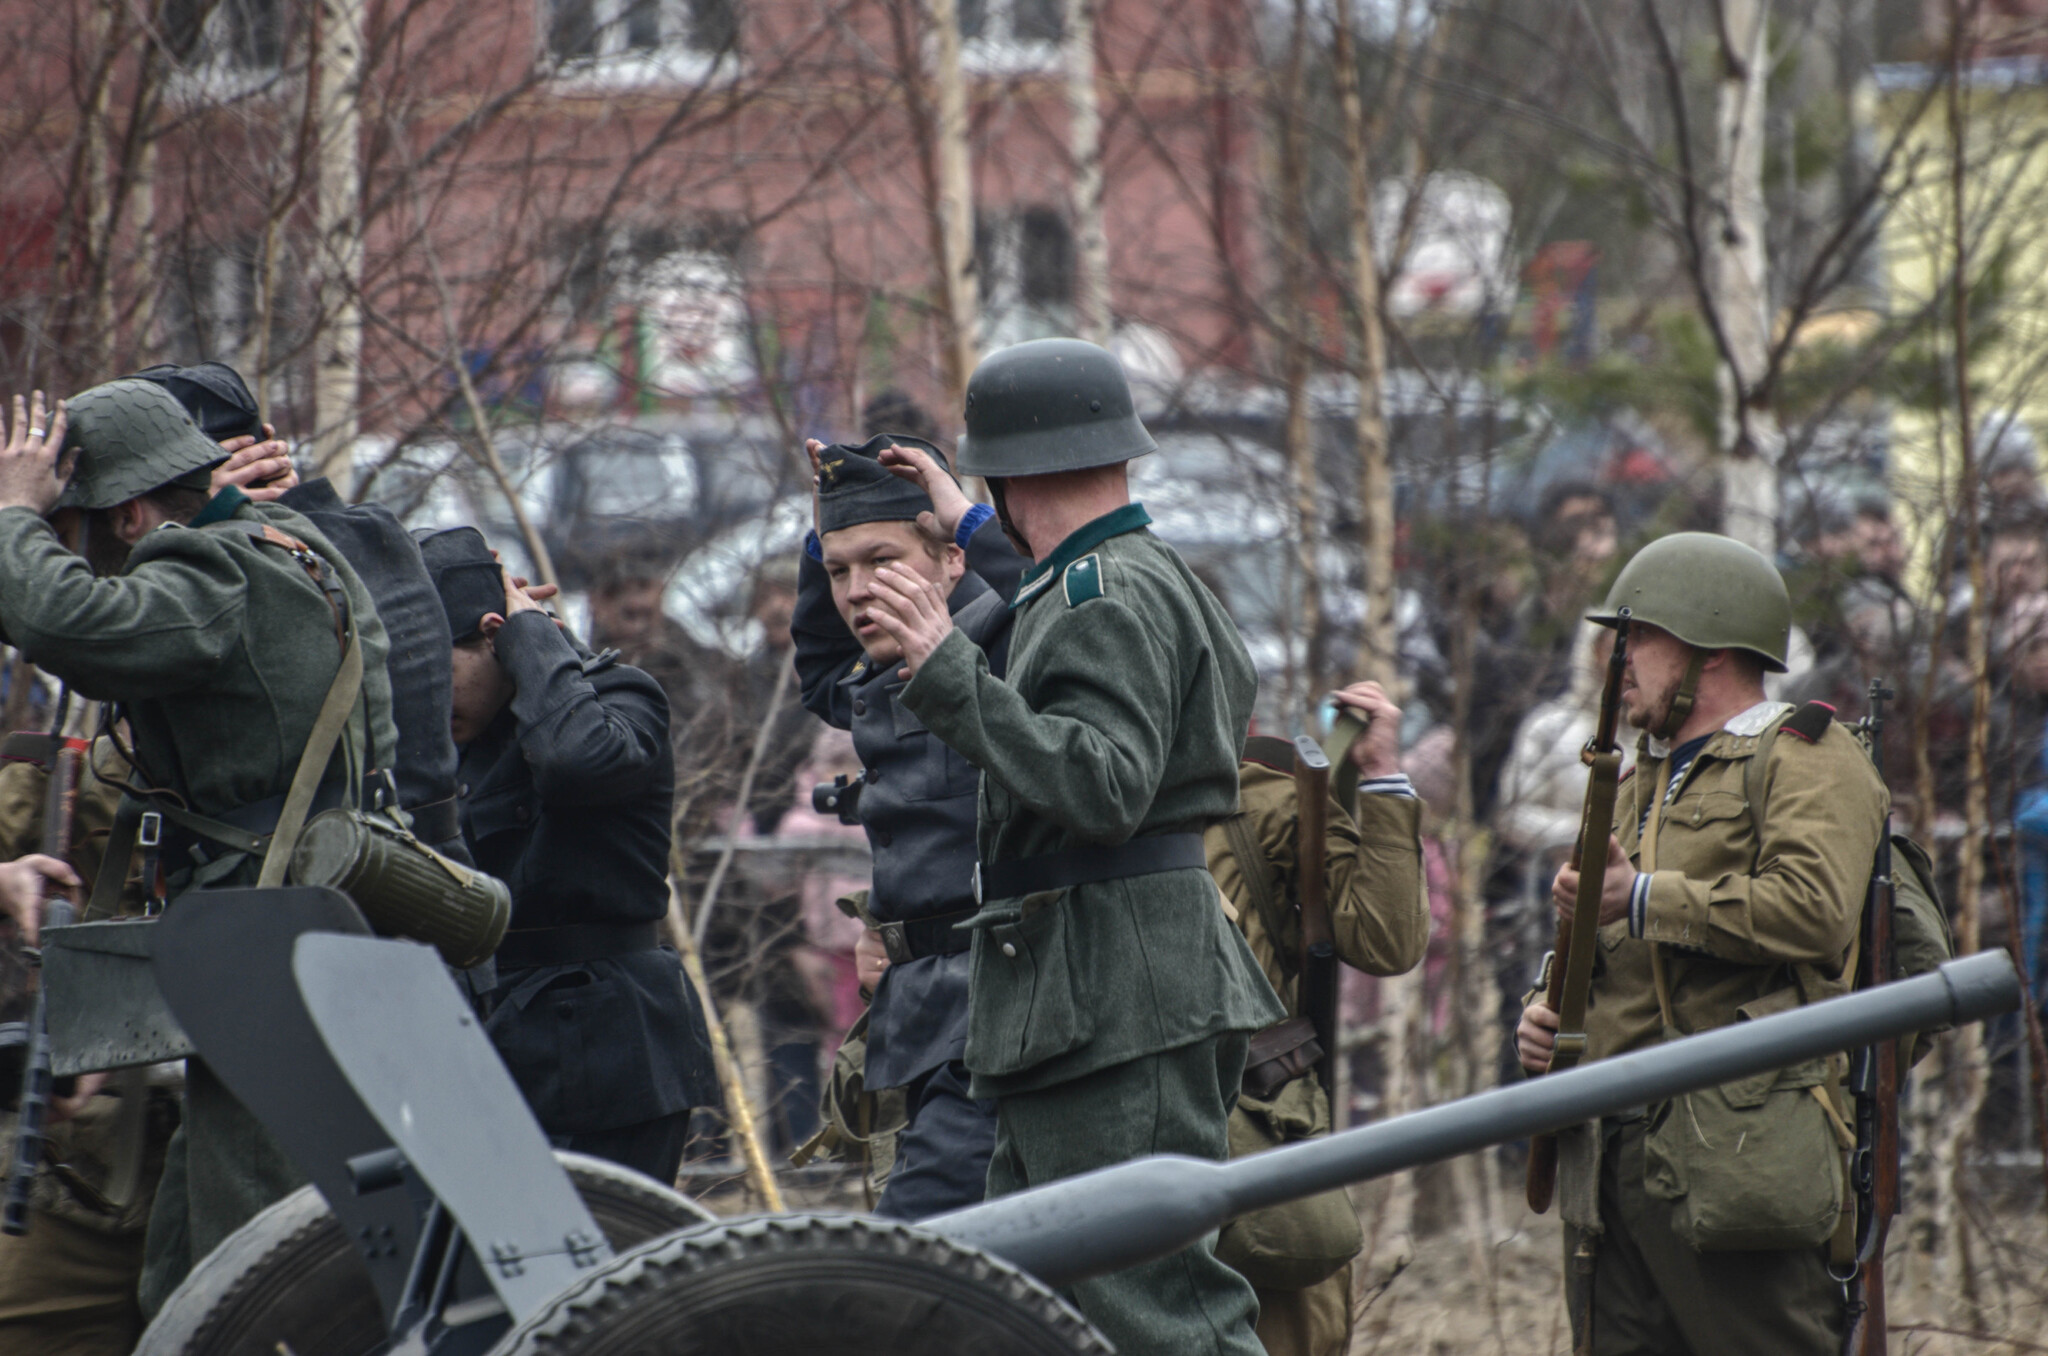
[926,951,2020,1288]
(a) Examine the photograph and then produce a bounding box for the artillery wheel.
[490,1212,1110,1356]
[138,1151,714,1356]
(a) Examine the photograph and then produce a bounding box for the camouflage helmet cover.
[55,379,230,511]
[956,338,1158,478]
[1588,531,1792,672]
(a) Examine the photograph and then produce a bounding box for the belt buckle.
[879,922,913,966]
[138,810,162,850]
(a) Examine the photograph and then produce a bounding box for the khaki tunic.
[1561,704,1887,1356]
[1206,760,1427,1356]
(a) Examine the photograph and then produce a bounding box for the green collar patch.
[1011,502,1151,610]
[1062,553,1104,606]
[189,485,249,529]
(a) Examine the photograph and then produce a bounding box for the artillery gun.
[33,887,2020,1356]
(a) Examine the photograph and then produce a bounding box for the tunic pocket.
[963,892,1094,1077]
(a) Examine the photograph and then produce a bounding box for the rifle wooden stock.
[3,722,84,1235]
[1526,613,1632,1215]
[1292,736,1338,1097]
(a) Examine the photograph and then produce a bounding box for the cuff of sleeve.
[900,627,980,730]
[804,529,822,561]
[1628,872,1653,938]
[1358,773,1417,798]
[955,503,996,549]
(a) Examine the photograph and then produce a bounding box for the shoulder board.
[1781,700,1837,744]
[1062,553,1104,606]
[1241,734,1297,774]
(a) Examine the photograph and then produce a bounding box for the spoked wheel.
[138,1152,714,1356]
[490,1212,1111,1356]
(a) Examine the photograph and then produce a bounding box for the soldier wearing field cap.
[421,526,717,1184]
[866,338,1282,1356]
[1515,532,1887,1355]
[791,430,1025,1219]
[0,380,401,1314]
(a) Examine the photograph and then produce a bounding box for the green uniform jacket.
[1587,704,1888,1064]
[1206,762,1428,1010]
[903,504,1284,1097]
[0,497,398,884]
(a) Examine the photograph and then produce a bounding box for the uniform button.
[868,769,880,783]
[516,805,531,824]
[854,698,867,716]
[875,830,893,846]
[1001,942,1017,957]
[459,783,469,796]
[555,1001,574,1018]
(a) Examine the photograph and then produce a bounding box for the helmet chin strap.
[988,477,1033,557]
[1653,650,1707,741]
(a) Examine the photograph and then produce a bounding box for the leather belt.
[974,832,1208,903]
[877,907,977,964]
[494,921,662,970]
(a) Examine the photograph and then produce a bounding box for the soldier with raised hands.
[790,429,1024,1219]
[865,338,1282,1356]
[1515,533,1887,1356]
[0,380,401,1315]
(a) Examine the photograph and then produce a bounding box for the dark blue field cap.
[815,434,955,537]
[414,526,506,642]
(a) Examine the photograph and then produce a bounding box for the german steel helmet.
[956,338,1158,477]
[55,379,230,511]
[1588,531,1792,672]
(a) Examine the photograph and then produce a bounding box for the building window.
[160,0,287,95]
[545,0,738,84]
[549,220,756,404]
[977,205,1074,348]
[958,0,1062,72]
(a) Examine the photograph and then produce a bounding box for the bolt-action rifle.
[1526,607,1632,1214]
[3,689,86,1235]
[1292,735,1337,1096]
[1841,679,1898,1356]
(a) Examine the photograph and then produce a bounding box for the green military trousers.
[1566,1118,1843,1356]
[984,1032,1265,1356]
[138,1062,304,1317]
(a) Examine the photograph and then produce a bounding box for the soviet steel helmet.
[956,338,1158,477]
[55,378,230,512]
[1588,531,1792,672]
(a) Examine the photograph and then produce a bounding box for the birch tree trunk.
[310,0,368,486]
[924,0,981,407]
[1708,0,1781,555]
[1330,0,1396,691]
[1275,0,1322,709]
[1065,0,1110,345]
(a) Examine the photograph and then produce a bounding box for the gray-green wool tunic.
[902,503,1284,1098]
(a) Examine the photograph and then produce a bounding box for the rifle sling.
[1222,811,1295,980]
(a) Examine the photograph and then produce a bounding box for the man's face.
[1562,500,1618,569]
[449,636,515,746]
[1990,533,2047,602]
[1851,514,1903,580]
[822,520,964,665]
[1618,621,1693,734]
[590,577,665,647]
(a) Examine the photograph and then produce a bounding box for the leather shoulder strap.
[1221,809,1294,979]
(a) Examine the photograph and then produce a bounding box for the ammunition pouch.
[790,1010,909,1210]
[288,809,510,970]
[1240,1016,1323,1102]
[1215,1070,1363,1290]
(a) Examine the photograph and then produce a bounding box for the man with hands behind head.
[864,339,1281,1356]
[790,429,1024,1220]
[421,528,717,1184]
